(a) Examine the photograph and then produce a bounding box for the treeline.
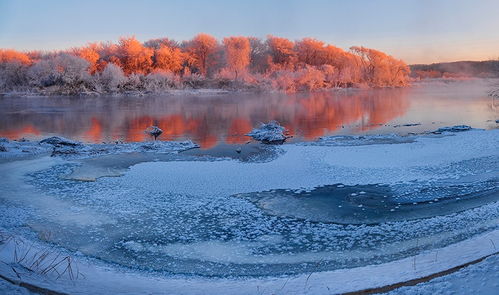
[0,34,409,95]
[410,60,499,79]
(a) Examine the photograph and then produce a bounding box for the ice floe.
[432,125,472,133]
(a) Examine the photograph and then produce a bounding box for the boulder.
[246,121,287,143]
[40,136,81,147]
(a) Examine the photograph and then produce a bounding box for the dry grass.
[0,231,82,281]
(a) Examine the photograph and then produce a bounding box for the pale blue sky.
[0,0,498,63]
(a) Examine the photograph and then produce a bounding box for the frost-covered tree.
[144,38,179,50]
[27,53,91,93]
[54,54,91,86]
[153,45,185,74]
[248,37,270,74]
[74,43,100,74]
[350,46,409,87]
[266,36,297,70]
[98,63,126,93]
[27,59,56,87]
[0,49,31,65]
[0,61,29,91]
[223,36,250,79]
[0,34,410,94]
[0,49,32,91]
[116,37,153,75]
[295,38,326,66]
[185,33,218,76]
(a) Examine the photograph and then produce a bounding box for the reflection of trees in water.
[489,96,498,111]
[291,89,410,139]
[0,90,410,148]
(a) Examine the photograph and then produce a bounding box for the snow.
[0,137,198,159]
[433,125,473,133]
[0,138,52,158]
[0,228,497,295]
[310,133,416,146]
[0,278,36,295]
[39,136,82,147]
[0,129,498,294]
[126,130,498,196]
[145,125,163,139]
[388,255,499,295]
[246,120,287,143]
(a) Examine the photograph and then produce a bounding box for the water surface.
[0,80,497,148]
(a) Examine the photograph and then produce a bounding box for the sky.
[0,0,498,64]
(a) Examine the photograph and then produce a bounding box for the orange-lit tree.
[116,37,153,75]
[186,34,218,76]
[153,45,185,74]
[0,34,411,93]
[267,36,297,71]
[74,43,100,74]
[0,49,31,65]
[223,36,250,79]
[295,38,326,66]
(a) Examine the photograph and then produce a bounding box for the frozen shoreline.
[0,129,498,294]
[0,136,199,160]
[0,228,497,295]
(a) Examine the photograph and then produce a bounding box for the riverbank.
[0,128,497,294]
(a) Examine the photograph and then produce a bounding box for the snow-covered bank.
[0,136,198,160]
[0,88,241,98]
[0,129,498,294]
[387,253,499,295]
[0,228,497,295]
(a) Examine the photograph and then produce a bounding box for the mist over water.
[0,80,497,148]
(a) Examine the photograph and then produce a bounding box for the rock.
[246,120,287,144]
[0,145,7,152]
[433,125,472,133]
[40,136,81,147]
[145,126,163,140]
[495,119,499,124]
[393,123,421,128]
[236,147,242,153]
[0,138,8,143]
[246,121,287,143]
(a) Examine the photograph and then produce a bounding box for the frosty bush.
[182,72,206,88]
[27,54,92,94]
[143,70,181,92]
[98,63,126,93]
[271,70,297,92]
[53,54,91,87]
[0,61,29,91]
[27,59,58,88]
[122,73,144,91]
[295,66,325,91]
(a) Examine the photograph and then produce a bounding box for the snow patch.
[433,125,472,133]
[246,121,287,143]
[0,137,199,159]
